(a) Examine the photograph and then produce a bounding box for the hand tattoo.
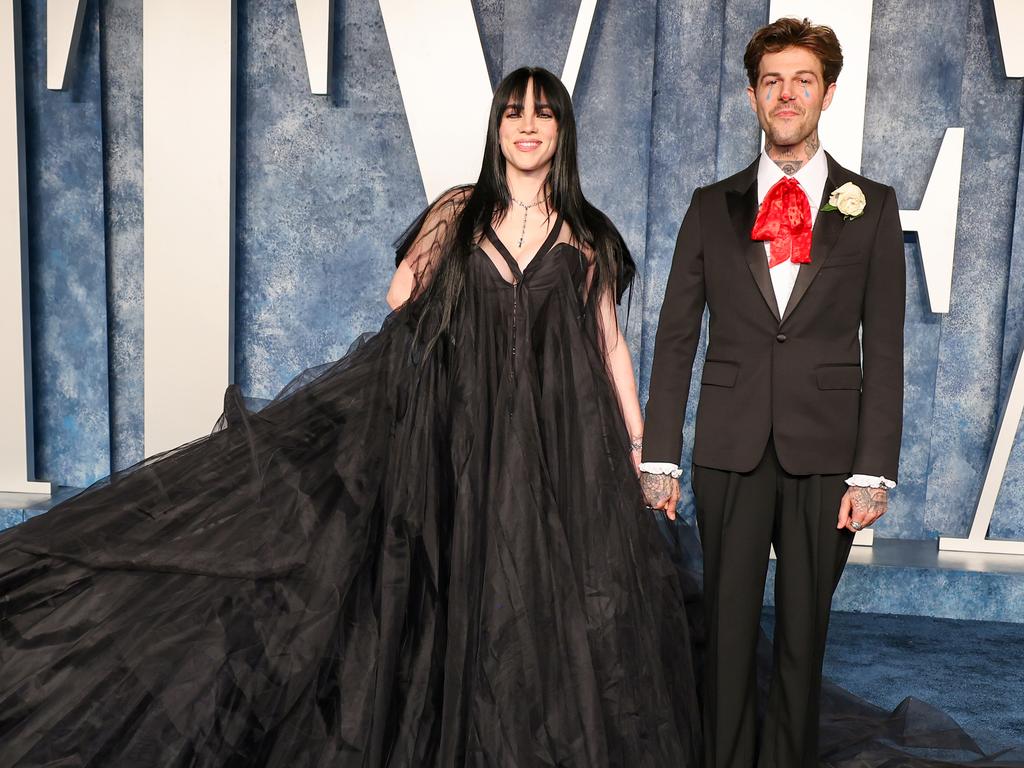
[849,487,888,523]
[640,472,673,507]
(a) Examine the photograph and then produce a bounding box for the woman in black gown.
[0,67,702,767]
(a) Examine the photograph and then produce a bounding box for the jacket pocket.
[816,364,862,390]
[701,360,739,387]
[820,252,865,269]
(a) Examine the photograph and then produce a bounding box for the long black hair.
[396,66,635,346]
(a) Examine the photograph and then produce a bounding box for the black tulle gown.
[0,214,703,767]
[4,202,1022,768]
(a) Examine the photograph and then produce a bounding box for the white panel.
[854,527,874,546]
[379,0,492,200]
[766,1,873,173]
[295,0,331,95]
[561,0,596,97]
[144,0,235,456]
[46,0,86,91]
[898,127,964,315]
[939,537,1024,556]
[0,1,51,495]
[994,0,1024,77]
[940,345,1024,556]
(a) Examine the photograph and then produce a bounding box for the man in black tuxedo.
[640,18,905,768]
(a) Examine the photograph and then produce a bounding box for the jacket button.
[776,333,787,343]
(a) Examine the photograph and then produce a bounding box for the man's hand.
[640,472,681,520]
[837,486,888,532]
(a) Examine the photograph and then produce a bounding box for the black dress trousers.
[692,436,854,768]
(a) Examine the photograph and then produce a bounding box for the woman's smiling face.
[498,77,558,178]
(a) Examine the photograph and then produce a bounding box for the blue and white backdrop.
[2,0,1024,551]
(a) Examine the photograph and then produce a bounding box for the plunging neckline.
[484,213,564,281]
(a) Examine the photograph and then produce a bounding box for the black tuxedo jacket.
[643,153,905,479]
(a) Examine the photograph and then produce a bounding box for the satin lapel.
[780,153,848,325]
[726,162,781,323]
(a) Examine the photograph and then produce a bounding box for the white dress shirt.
[641,148,895,490]
[757,147,827,314]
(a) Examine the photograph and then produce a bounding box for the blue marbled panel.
[571,0,657,358]
[643,0,730,316]
[472,0,505,87]
[766,559,1024,623]
[99,0,144,471]
[1002,115,1024,405]
[0,486,80,531]
[638,0,730,514]
[22,0,110,487]
[499,0,579,76]
[715,0,766,179]
[991,107,1024,540]
[9,0,1024,548]
[0,509,23,530]
[234,0,423,399]
[860,0,969,537]
[923,0,1024,538]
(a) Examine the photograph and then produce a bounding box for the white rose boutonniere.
[821,181,866,220]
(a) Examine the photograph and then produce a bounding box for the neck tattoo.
[511,195,544,248]
[766,133,820,177]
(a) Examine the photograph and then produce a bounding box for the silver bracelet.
[629,437,643,452]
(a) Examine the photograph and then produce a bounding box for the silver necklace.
[511,196,544,248]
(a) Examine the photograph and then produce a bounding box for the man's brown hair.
[744,17,843,89]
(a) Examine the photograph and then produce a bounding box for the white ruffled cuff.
[845,474,896,489]
[639,462,683,479]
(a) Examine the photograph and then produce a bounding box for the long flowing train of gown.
[2,205,1022,767]
[0,215,703,767]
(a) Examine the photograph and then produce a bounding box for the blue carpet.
[764,608,1024,756]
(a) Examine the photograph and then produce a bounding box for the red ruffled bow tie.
[751,176,812,267]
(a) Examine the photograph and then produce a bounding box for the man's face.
[746,46,835,148]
